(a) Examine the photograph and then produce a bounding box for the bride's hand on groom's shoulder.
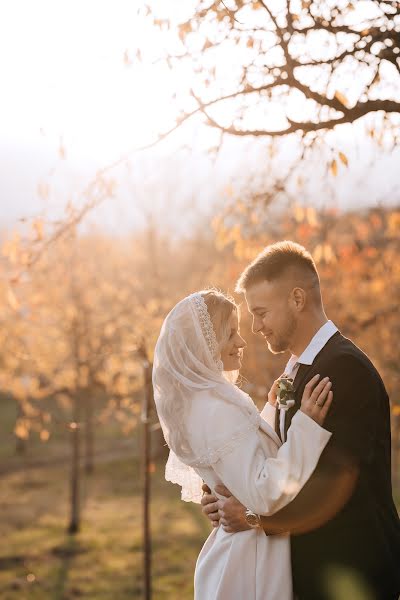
[300,374,333,427]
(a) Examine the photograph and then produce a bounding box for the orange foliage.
[213,204,400,411]
[0,204,399,442]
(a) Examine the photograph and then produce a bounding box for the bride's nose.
[237,335,247,348]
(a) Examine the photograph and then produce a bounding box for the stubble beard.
[266,313,297,355]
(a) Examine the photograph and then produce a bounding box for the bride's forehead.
[229,309,239,328]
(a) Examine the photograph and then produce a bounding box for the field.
[0,454,211,600]
[1,392,399,600]
[0,396,209,600]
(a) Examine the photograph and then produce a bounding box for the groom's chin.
[267,342,287,355]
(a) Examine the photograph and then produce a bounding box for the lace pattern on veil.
[189,293,224,371]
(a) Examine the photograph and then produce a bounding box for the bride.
[152,289,333,600]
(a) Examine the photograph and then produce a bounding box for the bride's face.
[220,310,247,371]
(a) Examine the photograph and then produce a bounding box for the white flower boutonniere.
[277,376,296,411]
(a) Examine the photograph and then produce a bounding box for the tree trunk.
[15,435,27,456]
[142,357,153,600]
[84,394,94,475]
[68,395,81,534]
[15,402,27,456]
[393,414,400,491]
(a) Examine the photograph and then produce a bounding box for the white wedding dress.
[187,394,331,600]
[152,292,332,600]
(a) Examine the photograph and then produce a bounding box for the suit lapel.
[283,363,313,437]
[294,363,314,398]
[283,332,342,438]
[274,403,282,441]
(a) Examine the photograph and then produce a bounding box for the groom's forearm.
[260,450,359,536]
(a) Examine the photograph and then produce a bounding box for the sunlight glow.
[0,0,187,161]
[0,0,387,164]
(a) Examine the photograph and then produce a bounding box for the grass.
[0,448,209,600]
[1,390,399,600]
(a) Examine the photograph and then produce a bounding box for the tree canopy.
[164,0,400,140]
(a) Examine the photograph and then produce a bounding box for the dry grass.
[0,392,398,600]
[0,451,210,600]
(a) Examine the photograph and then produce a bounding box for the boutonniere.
[277,376,295,411]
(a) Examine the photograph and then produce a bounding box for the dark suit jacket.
[280,331,400,600]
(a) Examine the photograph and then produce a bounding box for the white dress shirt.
[279,320,338,441]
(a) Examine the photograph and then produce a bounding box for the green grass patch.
[0,450,208,599]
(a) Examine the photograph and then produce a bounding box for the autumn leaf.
[297,223,313,240]
[370,213,382,229]
[323,244,336,263]
[330,159,338,177]
[339,152,348,167]
[59,138,66,160]
[7,287,19,311]
[334,91,349,107]
[306,206,318,227]
[3,233,21,264]
[294,204,305,223]
[14,420,29,440]
[387,211,400,234]
[314,243,323,263]
[178,21,192,41]
[40,429,50,442]
[33,219,44,241]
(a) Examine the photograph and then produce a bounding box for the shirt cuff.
[260,402,276,429]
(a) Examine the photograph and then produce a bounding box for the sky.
[0,0,399,237]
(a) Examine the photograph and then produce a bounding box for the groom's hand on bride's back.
[202,483,251,533]
[201,484,220,527]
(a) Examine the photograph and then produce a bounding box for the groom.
[201,241,400,600]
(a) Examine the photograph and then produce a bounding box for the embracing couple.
[153,241,400,600]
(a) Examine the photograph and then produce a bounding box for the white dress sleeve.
[210,408,332,515]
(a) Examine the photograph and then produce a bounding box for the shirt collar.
[284,321,338,372]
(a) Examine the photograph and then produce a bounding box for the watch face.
[246,514,258,526]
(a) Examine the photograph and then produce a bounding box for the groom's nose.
[252,317,262,334]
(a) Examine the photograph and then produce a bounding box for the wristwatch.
[245,508,261,528]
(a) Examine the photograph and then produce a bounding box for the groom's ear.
[290,287,306,312]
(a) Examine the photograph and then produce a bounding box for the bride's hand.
[267,379,280,407]
[300,374,333,427]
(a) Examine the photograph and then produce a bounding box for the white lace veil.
[153,292,260,503]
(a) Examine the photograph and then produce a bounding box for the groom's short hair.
[235,241,319,293]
